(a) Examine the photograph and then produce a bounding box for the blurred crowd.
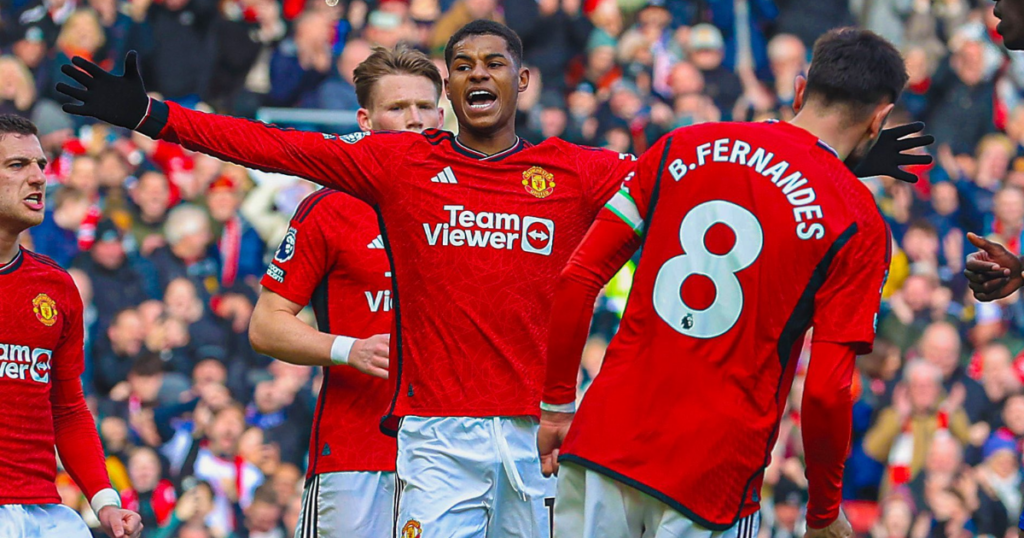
[2,0,1024,536]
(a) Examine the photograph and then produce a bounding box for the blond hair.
[0,56,36,111]
[56,9,106,54]
[353,45,442,110]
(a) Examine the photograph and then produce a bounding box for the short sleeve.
[53,278,86,381]
[812,218,890,354]
[260,192,335,306]
[580,147,640,216]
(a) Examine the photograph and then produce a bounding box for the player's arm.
[51,287,143,538]
[804,215,890,530]
[56,52,394,203]
[249,290,389,378]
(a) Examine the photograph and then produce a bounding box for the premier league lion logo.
[274,227,298,264]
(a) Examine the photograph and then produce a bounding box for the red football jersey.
[557,122,889,528]
[0,248,87,504]
[149,102,636,425]
[260,189,396,475]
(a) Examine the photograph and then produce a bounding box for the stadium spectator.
[144,0,218,104]
[506,0,592,92]
[315,38,371,111]
[205,175,266,287]
[267,11,334,107]
[72,219,153,328]
[207,0,285,115]
[93,307,146,396]
[120,446,177,534]
[0,54,37,117]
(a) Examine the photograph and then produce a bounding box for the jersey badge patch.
[274,227,298,263]
[522,166,555,198]
[401,520,422,538]
[32,294,58,327]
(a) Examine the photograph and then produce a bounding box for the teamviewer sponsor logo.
[0,343,52,384]
[423,205,555,256]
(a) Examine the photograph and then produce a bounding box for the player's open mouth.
[467,90,497,110]
[23,193,43,211]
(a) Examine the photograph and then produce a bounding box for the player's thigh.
[0,504,91,538]
[396,416,494,538]
[553,462,646,538]
[294,472,396,538]
[646,504,760,538]
[489,417,554,538]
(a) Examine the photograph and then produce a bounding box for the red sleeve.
[579,147,639,214]
[143,100,410,206]
[50,283,110,500]
[543,211,642,407]
[811,216,889,354]
[801,340,856,529]
[260,192,335,305]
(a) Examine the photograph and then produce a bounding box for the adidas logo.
[430,166,458,184]
[367,235,384,249]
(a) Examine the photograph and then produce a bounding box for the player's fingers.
[55,83,89,102]
[370,356,389,371]
[109,514,125,538]
[888,121,925,139]
[368,366,389,379]
[967,232,998,253]
[891,169,919,183]
[71,55,108,78]
[60,63,94,87]
[61,103,90,116]
[894,133,935,151]
[894,154,933,167]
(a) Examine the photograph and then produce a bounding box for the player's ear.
[518,66,530,94]
[870,103,895,139]
[444,77,451,102]
[437,105,445,126]
[792,75,807,113]
[356,108,372,132]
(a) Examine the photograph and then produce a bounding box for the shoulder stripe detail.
[25,250,64,272]
[605,190,644,234]
[295,190,334,223]
[292,191,328,222]
[0,248,25,275]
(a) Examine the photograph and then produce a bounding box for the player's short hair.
[0,114,38,140]
[804,28,908,124]
[445,20,524,69]
[164,204,210,246]
[353,45,443,110]
[251,484,278,506]
[905,219,938,238]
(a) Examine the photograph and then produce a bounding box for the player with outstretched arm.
[537,28,908,538]
[247,45,443,538]
[0,114,143,538]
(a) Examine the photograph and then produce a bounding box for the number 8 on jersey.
[653,201,763,339]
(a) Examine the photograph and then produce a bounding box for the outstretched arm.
[57,52,402,204]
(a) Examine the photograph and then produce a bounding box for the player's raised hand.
[804,510,853,538]
[348,334,390,379]
[538,409,573,477]
[965,232,1024,302]
[97,506,143,538]
[851,121,934,183]
[56,51,151,131]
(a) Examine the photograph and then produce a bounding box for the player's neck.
[788,112,859,161]
[455,124,519,156]
[0,227,20,266]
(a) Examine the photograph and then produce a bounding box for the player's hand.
[56,51,151,131]
[97,506,143,538]
[348,334,390,379]
[965,232,1024,302]
[804,510,853,538]
[850,121,934,183]
[538,409,573,477]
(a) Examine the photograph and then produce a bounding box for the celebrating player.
[247,46,443,538]
[537,28,905,538]
[56,20,930,538]
[0,114,143,537]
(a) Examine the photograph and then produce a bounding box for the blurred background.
[0,0,1019,536]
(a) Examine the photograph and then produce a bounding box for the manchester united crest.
[401,520,422,538]
[522,166,555,198]
[32,294,58,327]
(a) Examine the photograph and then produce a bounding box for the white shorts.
[395,416,557,538]
[0,503,91,538]
[554,463,760,538]
[294,471,396,538]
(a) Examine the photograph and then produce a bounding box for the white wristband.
[540,401,576,413]
[90,488,121,514]
[331,336,356,365]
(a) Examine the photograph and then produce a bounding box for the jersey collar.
[451,136,528,162]
[765,119,841,159]
[0,247,24,275]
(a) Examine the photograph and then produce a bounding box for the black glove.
[850,121,935,183]
[56,51,152,132]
